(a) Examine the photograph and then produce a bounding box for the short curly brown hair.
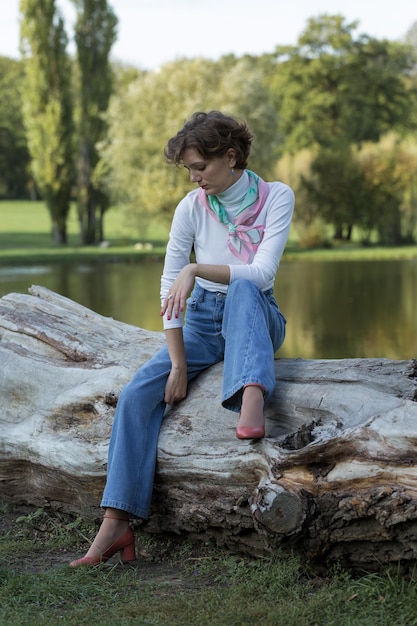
[164,111,253,170]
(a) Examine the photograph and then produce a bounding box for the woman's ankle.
[103,507,129,521]
[239,384,265,426]
[84,513,128,557]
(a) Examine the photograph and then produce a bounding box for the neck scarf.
[198,170,270,263]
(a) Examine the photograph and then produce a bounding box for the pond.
[0,258,416,360]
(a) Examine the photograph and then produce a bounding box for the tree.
[216,56,280,179]
[301,145,369,241]
[404,21,417,129]
[0,57,31,198]
[275,149,331,248]
[20,0,74,244]
[73,0,118,244]
[357,135,417,245]
[102,56,278,236]
[271,15,416,153]
[101,58,220,236]
[266,15,416,245]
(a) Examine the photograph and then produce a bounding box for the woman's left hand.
[164,363,188,404]
[161,263,197,320]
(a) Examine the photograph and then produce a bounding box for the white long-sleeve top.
[160,170,294,329]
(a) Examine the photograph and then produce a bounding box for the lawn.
[0,200,168,263]
[2,502,417,626]
[1,199,417,265]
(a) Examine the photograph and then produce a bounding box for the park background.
[1,2,417,625]
[1,1,416,360]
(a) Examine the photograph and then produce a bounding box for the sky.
[1,0,416,70]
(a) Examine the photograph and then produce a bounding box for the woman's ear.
[227,149,237,168]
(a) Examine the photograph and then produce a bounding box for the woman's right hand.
[160,263,197,321]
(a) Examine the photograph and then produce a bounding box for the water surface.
[1,259,416,360]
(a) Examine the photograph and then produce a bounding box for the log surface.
[1,286,416,569]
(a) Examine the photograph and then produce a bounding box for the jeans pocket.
[186,294,199,310]
[187,283,206,311]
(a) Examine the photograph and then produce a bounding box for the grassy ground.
[1,199,417,265]
[2,502,417,626]
[0,200,168,264]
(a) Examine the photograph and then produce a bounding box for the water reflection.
[1,258,416,359]
[277,259,417,359]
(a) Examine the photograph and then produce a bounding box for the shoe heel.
[121,541,136,562]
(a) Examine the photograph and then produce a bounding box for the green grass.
[2,505,417,625]
[0,200,168,263]
[283,242,417,262]
[1,199,416,265]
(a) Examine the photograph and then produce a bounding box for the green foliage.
[72,0,118,245]
[215,56,280,178]
[282,135,417,246]
[102,58,218,235]
[0,56,31,198]
[12,10,417,247]
[99,15,416,243]
[20,0,74,244]
[275,149,329,247]
[18,0,117,245]
[102,56,278,236]
[14,507,93,548]
[271,14,416,153]
[302,144,369,241]
[357,134,417,244]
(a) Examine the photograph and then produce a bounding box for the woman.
[70,111,294,567]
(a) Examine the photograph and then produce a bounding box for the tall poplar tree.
[73,0,117,244]
[20,0,74,243]
[0,56,30,198]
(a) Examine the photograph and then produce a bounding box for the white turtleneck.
[160,171,294,329]
[215,169,253,219]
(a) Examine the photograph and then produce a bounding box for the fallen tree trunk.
[1,286,416,569]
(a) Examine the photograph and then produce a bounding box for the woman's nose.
[190,170,201,183]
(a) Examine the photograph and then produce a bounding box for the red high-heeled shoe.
[236,424,265,439]
[236,385,266,439]
[236,414,265,440]
[69,514,136,567]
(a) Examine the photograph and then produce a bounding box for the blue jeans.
[101,279,286,518]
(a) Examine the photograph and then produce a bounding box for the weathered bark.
[1,286,416,569]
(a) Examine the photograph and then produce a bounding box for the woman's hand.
[161,263,197,320]
[161,263,231,320]
[164,362,188,404]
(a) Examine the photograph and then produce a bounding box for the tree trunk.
[1,286,416,569]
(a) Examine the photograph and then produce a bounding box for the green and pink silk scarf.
[198,170,270,263]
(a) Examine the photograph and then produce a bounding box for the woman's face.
[182,147,239,196]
